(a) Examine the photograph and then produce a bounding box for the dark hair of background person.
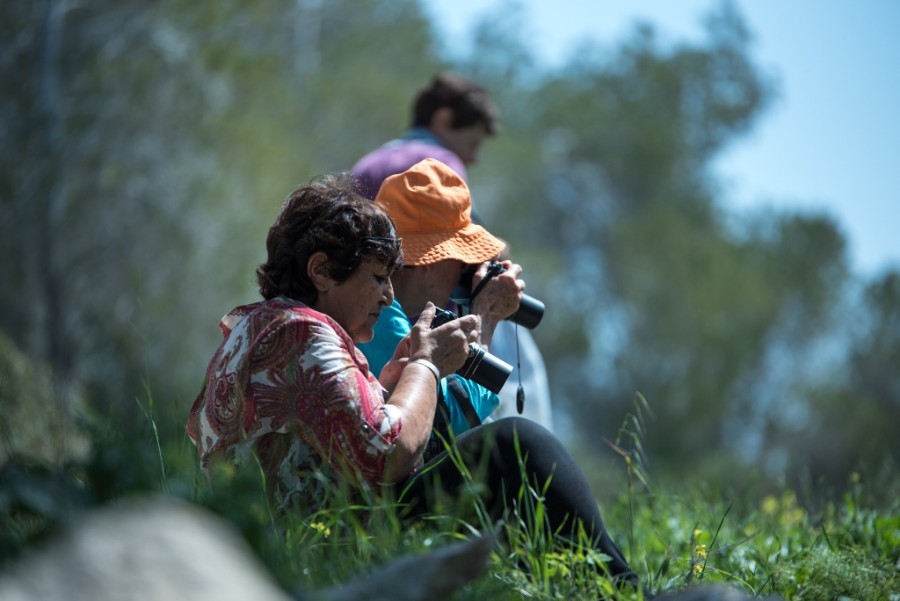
[411,72,500,134]
[256,174,403,303]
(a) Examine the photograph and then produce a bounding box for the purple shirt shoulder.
[351,139,467,200]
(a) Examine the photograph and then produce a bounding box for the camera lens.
[451,263,545,330]
[509,294,544,329]
[458,343,513,394]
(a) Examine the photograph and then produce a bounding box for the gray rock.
[0,495,492,601]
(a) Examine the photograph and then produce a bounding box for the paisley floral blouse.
[187,297,402,509]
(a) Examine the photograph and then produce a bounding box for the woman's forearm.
[380,361,440,483]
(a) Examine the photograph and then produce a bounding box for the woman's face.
[314,256,394,343]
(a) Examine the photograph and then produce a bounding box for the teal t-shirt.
[357,299,499,435]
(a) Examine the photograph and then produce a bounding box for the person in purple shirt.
[351,72,498,204]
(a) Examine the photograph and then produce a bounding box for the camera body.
[452,262,545,330]
[431,307,512,394]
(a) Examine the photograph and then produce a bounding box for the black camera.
[452,262,545,330]
[431,307,513,394]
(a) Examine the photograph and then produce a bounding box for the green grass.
[185,445,900,600]
[2,410,898,601]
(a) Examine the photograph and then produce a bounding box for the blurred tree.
[457,1,874,487]
[0,0,442,438]
[2,0,253,431]
[787,270,900,486]
[849,270,900,422]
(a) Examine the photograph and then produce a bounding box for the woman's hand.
[379,303,480,390]
[409,303,480,377]
[469,260,524,348]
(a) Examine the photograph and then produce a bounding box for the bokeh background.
[2,0,898,503]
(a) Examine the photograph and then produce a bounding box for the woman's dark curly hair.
[256,174,403,303]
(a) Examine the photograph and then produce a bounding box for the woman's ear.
[307,251,332,293]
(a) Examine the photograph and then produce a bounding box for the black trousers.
[395,417,637,584]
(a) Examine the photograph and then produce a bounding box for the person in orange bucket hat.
[357,158,522,438]
[359,159,643,592]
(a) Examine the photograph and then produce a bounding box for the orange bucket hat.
[374,158,506,266]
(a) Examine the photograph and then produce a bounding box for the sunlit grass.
[2,399,898,600]
[184,447,899,600]
[179,411,899,600]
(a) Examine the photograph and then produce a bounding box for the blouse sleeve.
[250,313,402,485]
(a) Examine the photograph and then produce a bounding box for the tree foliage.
[451,1,893,487]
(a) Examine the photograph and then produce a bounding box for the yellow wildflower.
[309,521,331,538]
[694,543,708,560]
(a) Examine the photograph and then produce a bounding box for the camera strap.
[447,376,483,430]
[514,324,525,414]
[423,393,453,463]
[467,262,505,303]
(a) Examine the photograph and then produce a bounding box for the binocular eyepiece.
[453,262,545,330]
[430,307,512,393]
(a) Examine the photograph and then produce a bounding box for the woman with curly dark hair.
[187,170,643,593]
[188,173,479,502]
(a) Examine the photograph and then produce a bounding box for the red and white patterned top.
[187,297,402,508]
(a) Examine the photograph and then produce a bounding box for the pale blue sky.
[425,0,900,277]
